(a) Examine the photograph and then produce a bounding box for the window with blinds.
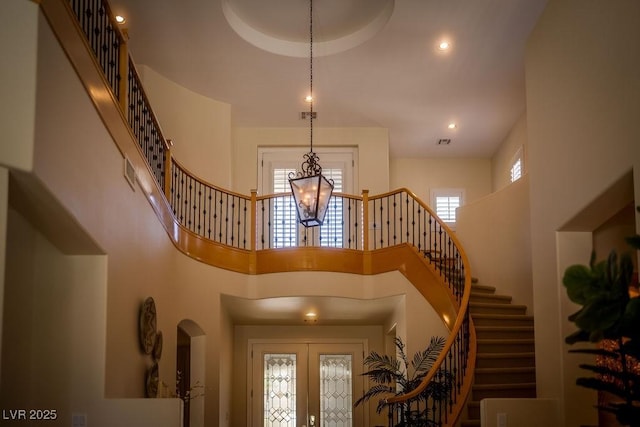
[317,168,343,247]
[510,158,522,182]
[431,188,464,228]
[435,196,460,223]
[272,168,344,247]
[510,146,524,183]
[260,147,356,248]
[272,168,298,248]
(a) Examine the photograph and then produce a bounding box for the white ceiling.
[221,294,403,326]
[109,0,547,159]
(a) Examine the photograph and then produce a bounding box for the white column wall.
[526,1,640,425]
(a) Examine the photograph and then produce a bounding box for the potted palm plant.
[562,206,640,426]
[354,336,450,426]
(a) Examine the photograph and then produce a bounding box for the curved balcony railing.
[53,0,477,424]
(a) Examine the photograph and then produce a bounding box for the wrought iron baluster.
[386,196,390,247]
[372,198,378,249]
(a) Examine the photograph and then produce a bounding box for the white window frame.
[510,146,525,183]
[430,188,465,229]
[258,147,358,247]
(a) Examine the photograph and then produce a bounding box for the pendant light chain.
[309,0,314,153]
[287,0,334,228]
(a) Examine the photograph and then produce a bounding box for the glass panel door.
[252,343,309,427]
[251,342,365,427]
[308,343,364,427]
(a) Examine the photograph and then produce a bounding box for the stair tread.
[470,302,527,309]
[471,283,494,292]
[476,366,536,373]
[470,292,511,298]
[470,294,513,303]
[477,338,534,343]
[473,382,536,390]
[472,313,534,320]
[476,352,535,358]
[475,325,534,330]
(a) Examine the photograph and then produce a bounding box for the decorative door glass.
[252,342,363,427]
[319,354,353,426]
[264,353,297,426]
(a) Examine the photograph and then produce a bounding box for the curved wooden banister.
[42,1,477,423]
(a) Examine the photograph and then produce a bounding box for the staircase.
[461,280,536,427]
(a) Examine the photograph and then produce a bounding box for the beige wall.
[1,206,182,427]
[390,157,492,207]
[593,203,638,269]
[232,127,390,195]
[0,168,7,379]
[526,1,640,425]
[480,398,560,427]
[139,65,232,188]
[456,175,533,309]
[0,0,37,172]
[491,113,528,192]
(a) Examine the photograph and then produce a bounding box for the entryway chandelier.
[288,0,334,227]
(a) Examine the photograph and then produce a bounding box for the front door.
[250,341,365,427]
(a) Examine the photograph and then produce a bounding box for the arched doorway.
[177,319,206,427]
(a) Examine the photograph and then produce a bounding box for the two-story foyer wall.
[139,65,233,189]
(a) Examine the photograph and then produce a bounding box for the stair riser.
[471,286,496,294]
[477,342,535,353]
[474,372,537,385]
[472,317,534,327]
[476,330,534,340]
[475,356,536,369]
[470,306,527,315]
[467,404,480,419]
[470,295,512,304]
[472,387,536,400]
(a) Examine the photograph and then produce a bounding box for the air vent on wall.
[437,138,452,145]
[300,111,317,119]
[124,156,136,190]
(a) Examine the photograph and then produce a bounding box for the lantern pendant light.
[289,0,334,227]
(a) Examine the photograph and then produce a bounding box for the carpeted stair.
[459,280,536,427]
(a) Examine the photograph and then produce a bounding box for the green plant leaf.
[610,401,640,426]
[353,384,394,409]
[395,337,410,374]
[563,264,596,304]
[621,338,640,359]
[411,336,445,378]
[577,363,640,385]
[625,235,640,250]
[362,368,403,385]
[568,348,619,358]
[620,299,640,340]
[571,295,623,336]
[565,329,590,345]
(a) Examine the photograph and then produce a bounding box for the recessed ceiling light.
[115,15,126,24]
[438,41,451,51]
[448,123,457,129]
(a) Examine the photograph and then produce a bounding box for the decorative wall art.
[139,296,163,398]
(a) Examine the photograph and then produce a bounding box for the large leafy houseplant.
[562,206,640,425]
[354,336,450,426]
